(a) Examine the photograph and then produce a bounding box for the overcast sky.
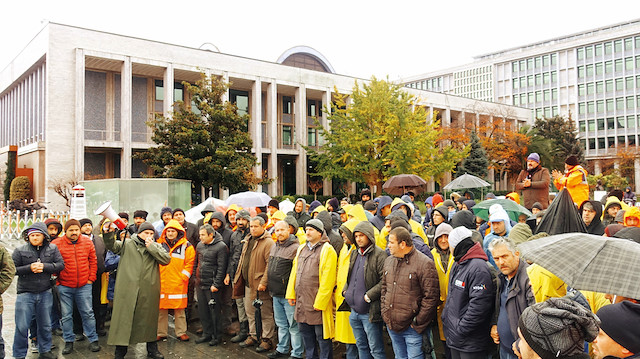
[2,1,639,81]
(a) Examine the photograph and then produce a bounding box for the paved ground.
[0,236,355,359]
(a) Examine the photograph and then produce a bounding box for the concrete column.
[322,89,332,194]
[121,57,132,179]
[74,49,85,178]
[267,81,278,195]
[635,158,640,194]
[252,78,263,192]
[427,179,435,193]
[295,86,307,195]
[428,106,434,123]
[444,108,451,126]
[163,64,174,119]
[594,160,602,175]
[221,72,229,103]
[460,111,466,129]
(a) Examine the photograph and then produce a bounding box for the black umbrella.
[206,291,219,340]
[383,174,427,195]
[535,189,587,235]
[253,291,263,340]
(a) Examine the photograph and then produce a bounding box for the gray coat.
[103,231,171,346]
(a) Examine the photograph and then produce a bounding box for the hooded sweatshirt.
[426,206,449,248]
[579,200,605,235]
[390,198,427,242]
[602,196,624,227]
[288,198,311,228]
[317,211,344,255]
[371,196,393,231]
[211,211,233,247]
[623,206,640,227]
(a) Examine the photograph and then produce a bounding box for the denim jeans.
[499,346,518,359]
[13,290,53,358]
[272,296,303,358]
[349,310,385,359]
[298,322,332,359]
[387,325,424,359]
[58,284,98,343]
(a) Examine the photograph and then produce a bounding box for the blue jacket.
[442,242,495,352]
[14,222,65,294]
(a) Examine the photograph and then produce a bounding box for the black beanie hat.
[137,222,155,234]
[79,218,93,227]
[268,199,279,208]
[596,301,640,353]
[173,208,185,216]
[118,212,129,220]
[565,155,579,166]
[133,210,148,219]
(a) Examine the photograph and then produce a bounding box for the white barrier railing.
[0,202,70,240]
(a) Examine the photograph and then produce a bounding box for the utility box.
[81,178,191,224]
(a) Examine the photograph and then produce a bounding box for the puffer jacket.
[194,231,228,290]
[442,242,496,352]
[344,221,387,323]
[267,234,299,297]
[14,222,62,294]
[381,247,439,334]
[158,219,196,309]
[52,234,97,288]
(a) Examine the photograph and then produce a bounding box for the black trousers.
[196,287,221,339]
[298,322,332,359]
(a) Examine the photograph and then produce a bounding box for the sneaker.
[62,342,74,355]
[89,341,101,352]
[30,339,39,353]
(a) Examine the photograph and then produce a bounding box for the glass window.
[637,75,640,88]
[578,84,586,96]
[535,74,542,85]
[513,96,519,106]
[587,101,595,113]
[552,88,558,101]
[535,57,541,68]
[551,54,557,65]
[598,118,605,130]
[605,42,612,55]
[536,108,543,118]
[543,55,550,67]
[615,59,623,72]
[543,72,550,84]
[579,120,586,132]
[528,92,534,104]
[588,119,595,131]
[155,79,164,101]
[607,99,614,112]
[512,62,518,73]
[617,98,625,111]
[527,58,534,69]
[636,56,640,69]
[629,135,636,146]
[606,80,614,92]
[513,79,518,89]
[589,138,596,150]
[597,100,604,113]
[581,139,587,150]
[519,60,526,71]
[536,91,543,102]
[627,96,635,110]
[230,89,249,116]
[626,57,634,71]
[617,117,625,129]
[282,126,292,145]
[282,96,292,114]
[595,62,603,75]
[579,102,586,114]
[608,137,615,148]
[595,44,603,56]
[586,46,593,58]
[605,61,613,73]
[628,116,636,128]
[636,37,640,49]
[627,77,634,89]
[307,128,317,146]
[586,64,594,77]
[596,81,604,93]
[544,90,550,102]
[625,38,633,51]
[616,78,624,91]
[551,71,557,83]
[544,107,551,118]
[587,83,595,95]
[520,93,527,104]
[577,48,585,60]
[578,66,585,78]
[520,77,527,88]
[615,40,623,52]
[528,75,534,87]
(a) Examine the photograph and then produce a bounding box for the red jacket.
[52,234,98,288]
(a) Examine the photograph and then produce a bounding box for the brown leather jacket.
[515,165,551,210]
[381,247,439,334]
[232,230,274,300]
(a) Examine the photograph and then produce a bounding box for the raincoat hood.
[271,210,286,221]
[21,222,52,243]
[386,209,409,223]
[339,218,360,244]
[450,209,476,230]
[623,206,640,227]
[284,215,299,233]
[603,196,624,218]
[489,207,512,235]
[400,195,413,204]
[352,221,376,248]
[425,196,433,207]
[316,211,333,234]
[312,205,327,216]
[347,204,368,222]
[578,200,604,234]
[375,196,393,217]
[431,205,449,223]
[432,193,444,207]
[159,219,186,244]
[210,211,227,229]
[506,192,520,204]
[508,223,533,245]
[44,218,63,237]
[462,199,476,210]
[307,199,320,214]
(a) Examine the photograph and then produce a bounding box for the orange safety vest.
[158,227,195,309]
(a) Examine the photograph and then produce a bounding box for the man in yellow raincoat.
[335,219,359,358]
[286,219,337,359]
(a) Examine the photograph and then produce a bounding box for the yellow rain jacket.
[527,264,567,303]
[553,165,589,206]
[334,239,358,344]
[431,246,454,341]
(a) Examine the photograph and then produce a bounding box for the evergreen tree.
[3,151,16,202]
[136,74,258,195]
[457,130,488,179]
[533,115,584,170]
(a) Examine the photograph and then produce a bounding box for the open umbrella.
[518,233,640,299]
[472,198,532,222]
[225,191,272,208]
[443,173,490,190]
[535,188,587,235]
[383,174,427,195]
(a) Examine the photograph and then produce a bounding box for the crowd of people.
[1,152,639,359]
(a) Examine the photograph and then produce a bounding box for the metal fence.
[0,202,70,240]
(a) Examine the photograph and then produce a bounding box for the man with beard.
[579,201,605,235]
[515,153,551,210]
[207,211,234,334]
[228,210,251,343]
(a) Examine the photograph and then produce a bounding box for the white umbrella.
[185,197,227,224]
[278,199,295,214]
[225,191,272,208]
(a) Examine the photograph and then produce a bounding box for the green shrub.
[9,176,31,201]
